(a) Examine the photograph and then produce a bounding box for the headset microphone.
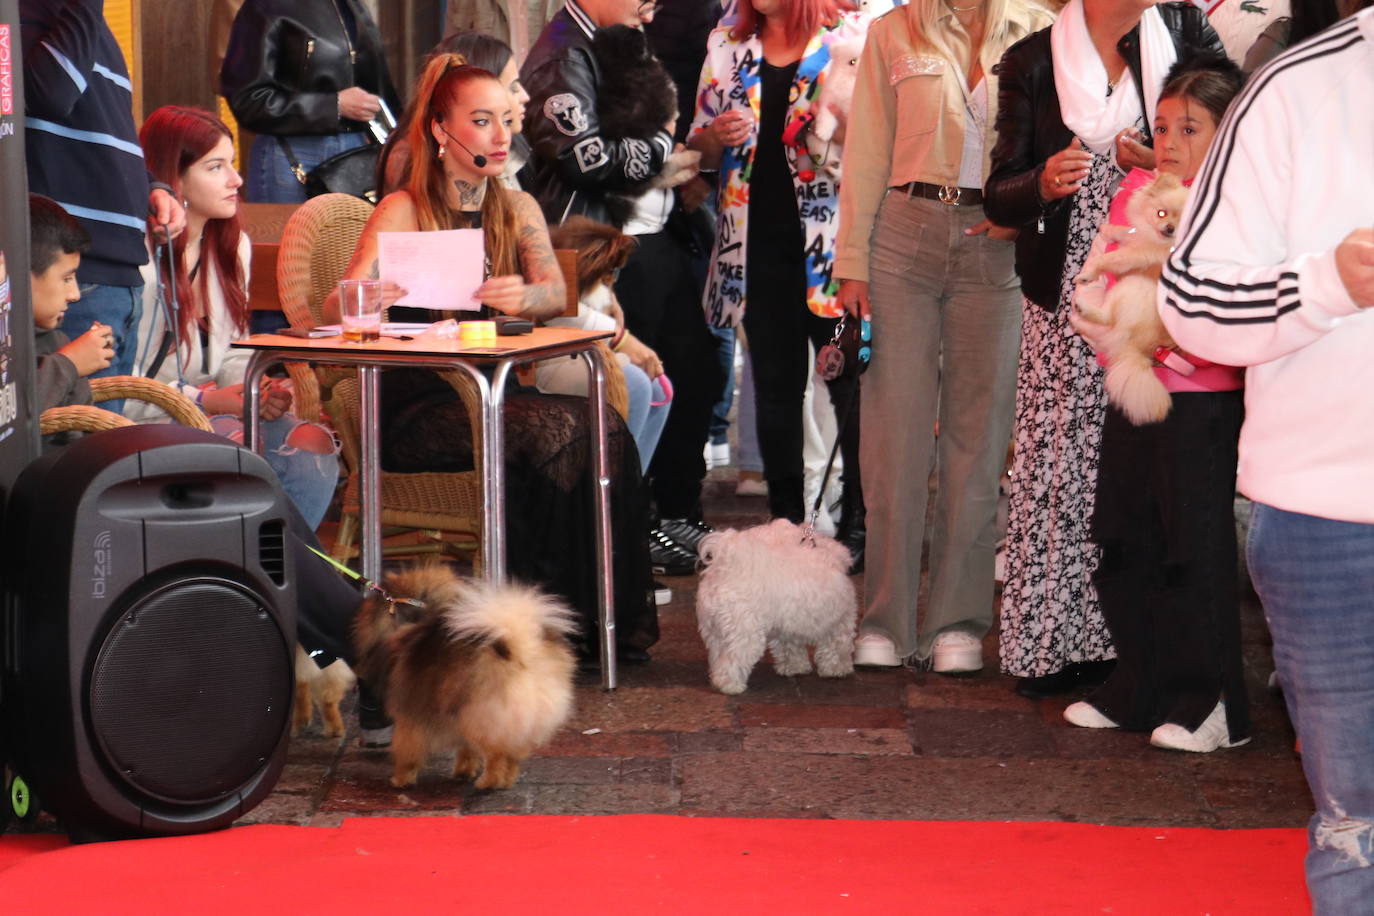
[439,124,487,168]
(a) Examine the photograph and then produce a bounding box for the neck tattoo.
[453,179,486,210]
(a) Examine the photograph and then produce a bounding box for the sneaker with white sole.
[931,630,983,674]
[1149,701,1250,753]
[653,580,672,606]
[1063,701,1119,729]
[853,632,902,667]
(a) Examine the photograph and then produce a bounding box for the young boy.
[30,194,116,450]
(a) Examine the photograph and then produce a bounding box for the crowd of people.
[18,0,1374,908]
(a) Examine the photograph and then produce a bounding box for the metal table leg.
[241,352,271,454]
[358,365,383,586]
[580,347,616,689]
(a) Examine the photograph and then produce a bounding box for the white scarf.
[1051,0,1178,155]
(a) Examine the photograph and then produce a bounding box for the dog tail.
[440,580,579,661]
[1105,350,1172,426]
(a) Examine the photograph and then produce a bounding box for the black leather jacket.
[520,7,675,224]
[985,3,1221,310]
[220,0,399,137]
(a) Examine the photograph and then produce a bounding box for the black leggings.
[741,240,860,519]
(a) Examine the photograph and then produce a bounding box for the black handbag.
[815,313,872,381]
[277,136,382,204]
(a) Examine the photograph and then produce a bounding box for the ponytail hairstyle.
[139,105,247,346]
[405,53,519,279]
[1158,50,1245,127]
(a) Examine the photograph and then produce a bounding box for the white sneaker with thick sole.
[853,633,902,667]
[1063,700,1119,729]
[931,630,983,674]
[1150,701,1250,753]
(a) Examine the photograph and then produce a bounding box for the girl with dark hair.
[326,54,660,661]
[985,0,1224,699]
[377,31,533,195]
[133,105,340,529]
[1063,54,1251,752]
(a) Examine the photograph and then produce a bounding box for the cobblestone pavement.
[250,475,1312,831]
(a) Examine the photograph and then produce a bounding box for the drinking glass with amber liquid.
[339,279,383,342]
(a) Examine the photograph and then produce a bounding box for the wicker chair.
[40,375,214,437]
[276,193,486,563]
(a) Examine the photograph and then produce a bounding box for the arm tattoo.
[453,179,486,210]
[367,259,380,279]
[513,198,564,319]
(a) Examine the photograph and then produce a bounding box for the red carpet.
[0,816,1306,913]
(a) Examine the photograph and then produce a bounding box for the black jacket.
[985,3,1221,310]
[34,327,92,453]
[220,0,399,137]
[521,7,675,225]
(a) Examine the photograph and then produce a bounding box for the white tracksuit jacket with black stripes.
[1159,7,1374,525]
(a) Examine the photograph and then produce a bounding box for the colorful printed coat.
[689,12,872,328]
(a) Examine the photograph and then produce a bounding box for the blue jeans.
[623,365,670,474]
[1249,502,1374,913]
[708,326,735,445]
[246,132,367,204]
[210,414,340,530]
[65,282,143,413]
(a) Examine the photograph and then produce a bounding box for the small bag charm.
[815,314,872,381]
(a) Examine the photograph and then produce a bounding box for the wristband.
[610,328,627,351]
[195,388,205,406]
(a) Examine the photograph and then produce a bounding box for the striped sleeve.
[1158,21,1365,368]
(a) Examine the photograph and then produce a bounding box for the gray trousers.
[858,191,1022,660]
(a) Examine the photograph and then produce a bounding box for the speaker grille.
[88,576,291,806]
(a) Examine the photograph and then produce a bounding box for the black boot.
[767,477,805,524]
[835,480,866,574]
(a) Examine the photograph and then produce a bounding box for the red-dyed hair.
[730,0,855,46]
[405,53,519,277]
[139,106,247,347]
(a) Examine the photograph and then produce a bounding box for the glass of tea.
[338,279,383,342]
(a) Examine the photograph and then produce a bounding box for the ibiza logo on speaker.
[0,26,13,116]
[92,530,113,599]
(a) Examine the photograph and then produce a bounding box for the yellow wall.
[104,0,141,123]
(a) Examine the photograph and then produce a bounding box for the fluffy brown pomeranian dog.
[352,564,577,790]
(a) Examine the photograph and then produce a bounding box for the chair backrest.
[240,203,298,315]
[276,193,374,329]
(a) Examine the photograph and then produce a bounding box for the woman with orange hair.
[326,54,660,664]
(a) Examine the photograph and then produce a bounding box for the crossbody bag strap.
[276,136,309,185]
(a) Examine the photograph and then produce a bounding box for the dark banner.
[0,0,35,499]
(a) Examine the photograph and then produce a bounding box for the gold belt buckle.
[937,185,962,205]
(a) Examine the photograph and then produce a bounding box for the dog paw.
[389,773,419,788]
[817,663,855,678]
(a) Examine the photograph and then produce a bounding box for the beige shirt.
[834,2,1055,282]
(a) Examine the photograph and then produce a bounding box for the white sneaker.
[1063,701,1119,729]
[705,441,730,469]
[853,632,902,668]
[1150,702,1250,753]
[931,630,983,674]
[653,581,672,606]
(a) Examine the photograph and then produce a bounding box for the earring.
[438,144,446,160]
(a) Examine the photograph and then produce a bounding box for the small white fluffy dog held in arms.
[695,518,858,694]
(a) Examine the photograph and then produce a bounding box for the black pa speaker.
[1,424,296,841]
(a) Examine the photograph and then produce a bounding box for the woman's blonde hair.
[906,0,1024,69]
[405,52,518,277]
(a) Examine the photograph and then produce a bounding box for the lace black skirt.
[381,369,658,654]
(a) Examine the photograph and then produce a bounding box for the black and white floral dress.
[998,151,1121,678]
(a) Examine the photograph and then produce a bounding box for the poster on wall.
[0,0,37,497]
